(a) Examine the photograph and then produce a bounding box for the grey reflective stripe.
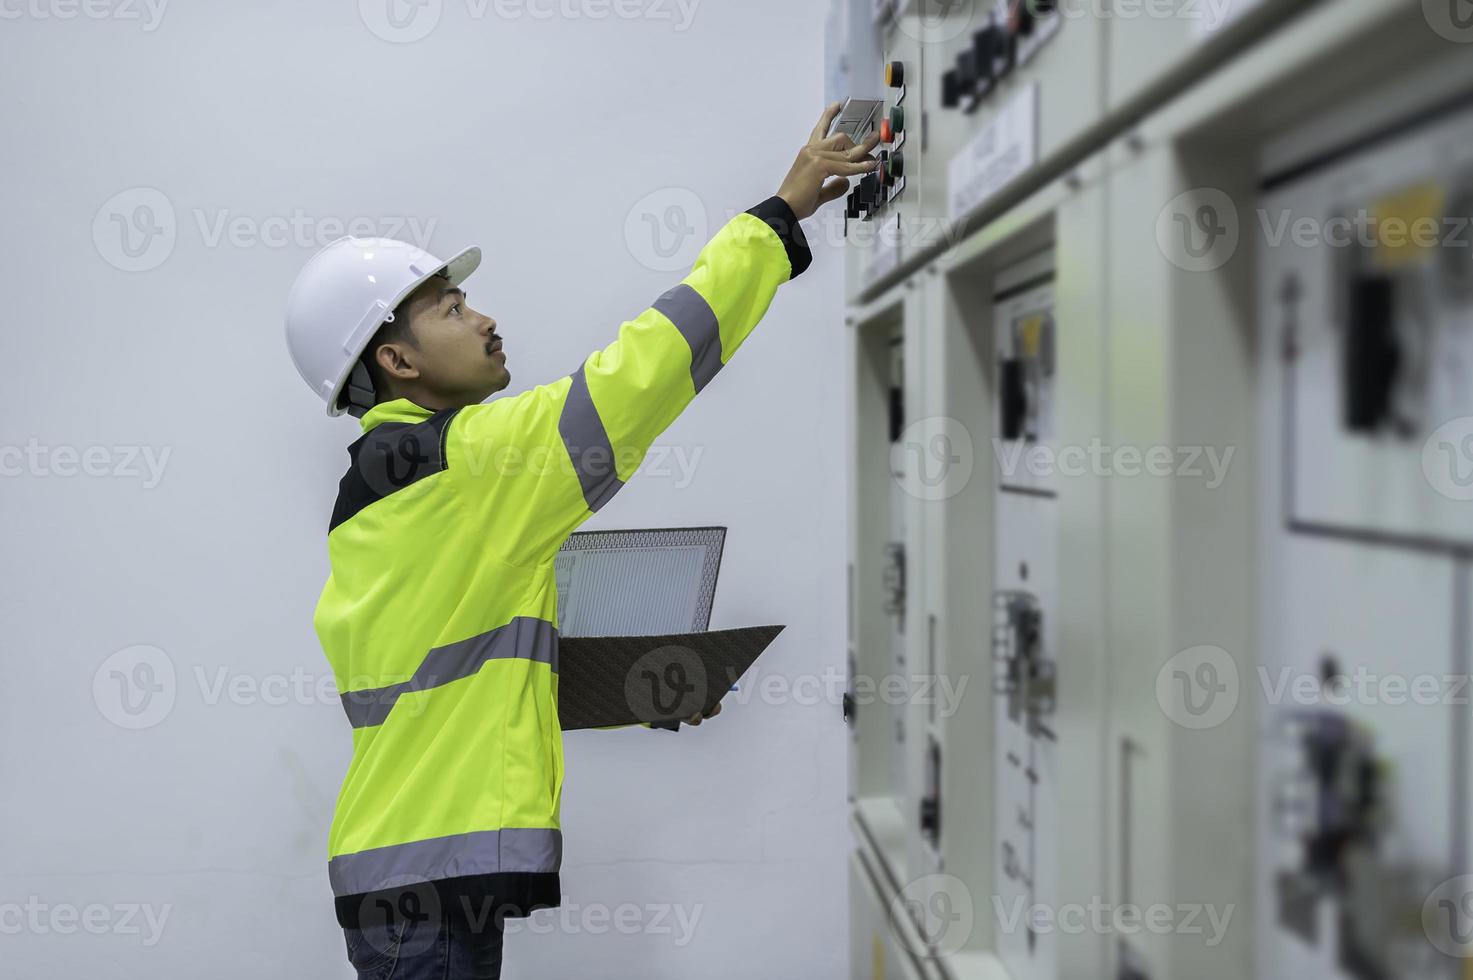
[558,365,624,512]
[652,283,723,393]
[340,616,557,729]
[328,827,563,897]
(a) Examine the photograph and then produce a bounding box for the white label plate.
[947,82,1038,223]
[866,211,902,281]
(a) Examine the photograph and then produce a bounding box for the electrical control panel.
[993,256,1058,496]
[844,62,912,225]
[844,0,1107,299]
[1256,98,1473,979]
[844,9,924,301]
[1262,103,1473,549]
[921,0,1104,234]
[887,328,912,804]
[1254,537,1461,979]
[842,5,1473,980]
[991,256,1061,980]
[936,0,1064,117]
[848,281,929,909]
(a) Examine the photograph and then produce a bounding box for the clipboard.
[548,527,783,731]
[557,625,784,731]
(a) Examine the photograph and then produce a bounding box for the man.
[283,104,879,979]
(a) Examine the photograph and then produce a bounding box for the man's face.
[384,276,509,406]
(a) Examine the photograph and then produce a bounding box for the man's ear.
[378,341,420,382]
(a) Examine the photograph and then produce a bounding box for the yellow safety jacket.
[313,196,811,928]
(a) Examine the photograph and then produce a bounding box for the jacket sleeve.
[446,196,812,567]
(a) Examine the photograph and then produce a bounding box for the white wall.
[0,2,850,976]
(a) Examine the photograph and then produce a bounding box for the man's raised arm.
[446,106,881,566]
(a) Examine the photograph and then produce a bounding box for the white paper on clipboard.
[553,527,726,638]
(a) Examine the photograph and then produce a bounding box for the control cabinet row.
[845,3,1473,978]
[829,0,1347,300]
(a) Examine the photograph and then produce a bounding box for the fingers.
[812,148,875,163]
[818,176,850,206]
[849,130,882,159]
[818,128,881,155]
[812,152,881,177]
[809,101,844,143]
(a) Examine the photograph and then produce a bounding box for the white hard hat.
[284,236,481,417]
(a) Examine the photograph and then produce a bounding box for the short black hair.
[336,273,447,415]
[359,267,458,408]
[357,294,419,406]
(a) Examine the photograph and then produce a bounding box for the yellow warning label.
[1019,314,1045,358]
[873,931,885,980]
[1370,181,1445,269]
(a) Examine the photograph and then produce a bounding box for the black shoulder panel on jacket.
[329,408,463,534]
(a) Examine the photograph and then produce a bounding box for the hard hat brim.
[438,245,482,289]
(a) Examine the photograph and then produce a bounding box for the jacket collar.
[360,397,437,433]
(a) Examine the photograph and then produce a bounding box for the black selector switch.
[920,738,942,847]
[974,25,1003,84]
[1013,0,1035,36]
[858,173,881,215]
[1343,274,1402,434]
[1000,358,1028,441]
[920,796,940,838]
[957,48,979,94]
[942,68,962,108]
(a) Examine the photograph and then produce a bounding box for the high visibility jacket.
[313,196,811,928]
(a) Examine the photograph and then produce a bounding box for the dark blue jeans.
[343,908,505,979]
